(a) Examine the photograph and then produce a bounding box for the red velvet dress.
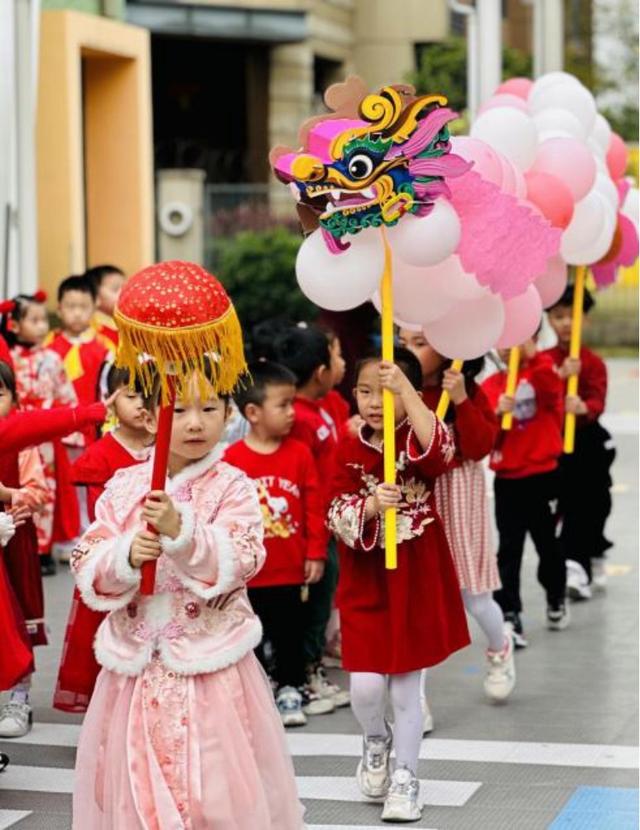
[53,432,150,712]
[328,418,470,674]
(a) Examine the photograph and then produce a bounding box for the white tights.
[350,671,423,775]
[461,589,506,652]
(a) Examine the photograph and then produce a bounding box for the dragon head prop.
[270,76,471,253]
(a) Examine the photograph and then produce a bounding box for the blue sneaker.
[276,686,307,727]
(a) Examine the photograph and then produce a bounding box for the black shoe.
[504,612,528,649]
[40,554,57,577]
[0,752,9,771]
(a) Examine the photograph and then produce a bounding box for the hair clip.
[33,290,48,303]
[0,300,16,314]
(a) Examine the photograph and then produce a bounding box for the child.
[45,274,115,448]
[85,264,125,347]
[70,361,305,829]
[276,324,349,710]
[0,361,48,737]
[1,291,80,576]
[225,361,327,726]
[328,349,469,823]
[399,329,515,709]
[482,339,568,647]
[544,285,615,597]
[53,365,157,713]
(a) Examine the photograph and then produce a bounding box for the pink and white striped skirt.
[435,460,501,595]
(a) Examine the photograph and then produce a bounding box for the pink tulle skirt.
[73,653,305,830]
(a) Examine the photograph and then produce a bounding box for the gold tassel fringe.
[113,305,247,403]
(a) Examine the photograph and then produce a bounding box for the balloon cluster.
[474,72,639,292]
[274,75,636,360]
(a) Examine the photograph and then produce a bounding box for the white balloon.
[422,255,488,302]
[533,108,587,141]
[622,186,639,229]
[370,292,423,330]
[587,136,607,159]
[578,210,617,264]
[593,172,620,212]
[529,72,582,105]
[589,113,612,155]
[530,82,597,134]
[390,258,456,324]
[470,107,539,172]
[423,294,506,360]
[387,201,461,267]
[561,190,610,265]
[296,228,383,311]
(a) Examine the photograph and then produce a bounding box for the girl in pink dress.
[71,368,305,830]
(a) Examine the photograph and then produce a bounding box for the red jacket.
[289,396,338,507]
[320,389,351,440]
[71,432,151,523]
[224,437,326,588]
[422,385,498,465]
[0,404,106,457]
[543,345,607,426]
[481,354,563,479]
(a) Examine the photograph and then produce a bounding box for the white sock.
[462,589,506,653]
[10,675,32,706]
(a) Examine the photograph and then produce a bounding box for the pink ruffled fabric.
[73,654,305,830]
[449,170,562,299]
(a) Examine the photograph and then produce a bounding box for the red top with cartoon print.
[224,436,326,588]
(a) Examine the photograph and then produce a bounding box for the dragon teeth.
[361,187,376,198]
[331,189,341,200]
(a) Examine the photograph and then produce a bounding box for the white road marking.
[0,812,32,830]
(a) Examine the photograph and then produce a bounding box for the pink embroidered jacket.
[71,451,266,677]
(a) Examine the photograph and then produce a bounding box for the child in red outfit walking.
[54,366,157,713]
[482,339,568,647]
[399,329,515,712]
[225,361,327,726]
[85,264,125,348]
[544,285,615,597]
[276,325,350,711]
[328,348,469,824]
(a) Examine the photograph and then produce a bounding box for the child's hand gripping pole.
[380,230,397,571]
[501,347,520,431]
[436,359,464,419]
[140,381,176,595]
[563,265,586,455]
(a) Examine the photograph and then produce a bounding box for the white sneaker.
[381,767,422,823]
[307,665,350,708]
[420,696,434,735]
[566,560,592,601]
[0,702,32,738]
[356,724,392,800]
[484,636,516,702]
[275,686,307,727]
[547,602,571,631]
[591,559,607,592]
[300,685,335,716]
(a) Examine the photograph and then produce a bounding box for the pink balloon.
[496,77,534,99]
[497,286,543,348]
[606,133,629,181]
[370,292,423,330]
[450,136,503,187]
[390,258,455,325]
[419,255,488,302]
[498,154,517,194]
[525,171,575,229]
[534,256,568,307]
[423,294,505,360]
[479,94,529,114]
[529,138,597,201]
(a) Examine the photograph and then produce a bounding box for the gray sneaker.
[381,766,422,823]
[0,702,32,738]
[356,723,392,800]
[276,686,307,728]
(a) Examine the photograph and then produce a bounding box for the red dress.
[328,418,470,674]
[224,437,326,587]
[53,431,151,712]
[0,558,33,690]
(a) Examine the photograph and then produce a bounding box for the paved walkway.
[1,359,638,829]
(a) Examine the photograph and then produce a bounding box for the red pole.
[140,386,176,595]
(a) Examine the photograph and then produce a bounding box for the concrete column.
[533,0,564,76]
[268,42,314,153]
[476,0,502,104]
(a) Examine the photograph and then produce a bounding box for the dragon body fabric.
[270,76,561,300]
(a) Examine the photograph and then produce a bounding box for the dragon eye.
[348,154,374,180]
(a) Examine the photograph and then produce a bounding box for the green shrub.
[215,227,318,330]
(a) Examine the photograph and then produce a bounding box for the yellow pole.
[436,359,464,420]
[380,229,397,570]
[501,347,520,431]
[563,265,586,454]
